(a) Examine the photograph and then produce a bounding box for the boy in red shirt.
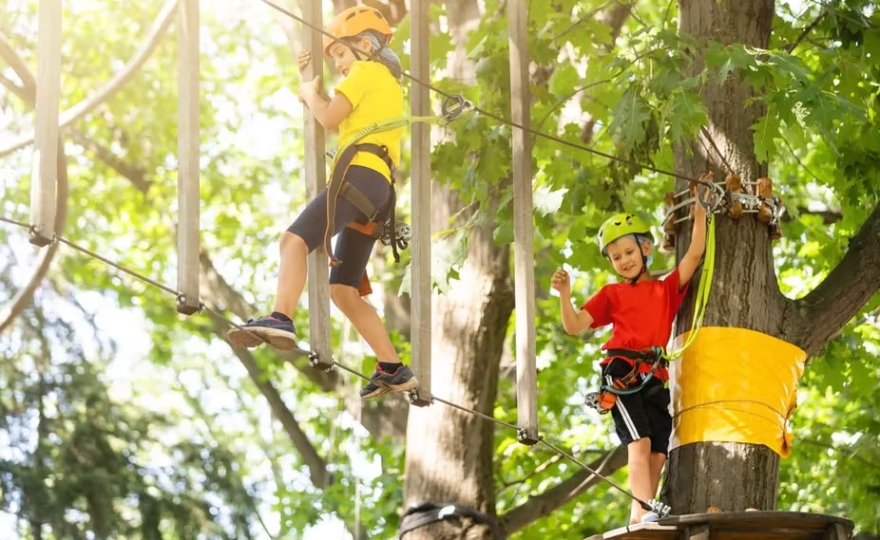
[551,203,707,524]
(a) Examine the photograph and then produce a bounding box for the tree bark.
[668,0,780,514]
[402,3,513,540]
[670,0,880,514]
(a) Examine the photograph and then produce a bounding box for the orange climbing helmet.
[323,6,393,55]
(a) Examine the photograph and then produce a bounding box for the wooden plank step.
[583,512,853,540]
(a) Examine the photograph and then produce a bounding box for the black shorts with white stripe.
[604,359,672,455]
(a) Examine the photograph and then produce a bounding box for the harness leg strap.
[324,145,361,265]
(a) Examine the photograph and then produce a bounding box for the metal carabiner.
[440,94,473,123]
[692,174,725,214]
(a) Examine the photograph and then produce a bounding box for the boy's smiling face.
[606,235,652,281]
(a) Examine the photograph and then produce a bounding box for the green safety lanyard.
[666,213,716,360]
[331,96,472,171]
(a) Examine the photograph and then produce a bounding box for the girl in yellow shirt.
[229,6,417,399]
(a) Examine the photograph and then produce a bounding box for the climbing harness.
[584,347,666,414]
[398,502,504,539]
[323,95,472,267]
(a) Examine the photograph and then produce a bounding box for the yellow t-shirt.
[334,61,404,182]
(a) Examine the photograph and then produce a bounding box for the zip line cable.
[0,214,668,516]
[257,0,700,184]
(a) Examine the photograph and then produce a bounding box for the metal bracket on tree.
[662,171,786,250]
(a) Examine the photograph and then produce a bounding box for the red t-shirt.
[581,269,689,381]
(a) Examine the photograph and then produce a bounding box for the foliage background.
[0,0,878,538]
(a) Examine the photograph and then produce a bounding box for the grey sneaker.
[227,315,297,351]
[360,364,419,399]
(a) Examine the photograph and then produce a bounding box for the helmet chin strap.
[340,35,382,63]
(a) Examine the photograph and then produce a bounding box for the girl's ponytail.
[356,31,402,80]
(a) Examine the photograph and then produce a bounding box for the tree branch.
[784,202,880,357]
[205,310,330,489]
[0,31,36,103]
[497,453,563,494]
[780,207,842,225]
[552,0,616,42]
[784,11,827,53]
[498,446,627,535]
[801,438,880,469]
[0,72,31,105]
[70,130,152,194]
[0,0,178,159]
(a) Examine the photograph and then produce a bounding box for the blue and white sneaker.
[640,511,660,523]
[227,315,297,351]
[360,364,419,399]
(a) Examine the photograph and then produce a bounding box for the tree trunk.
[402,2,513,539]
[666,0,781,514]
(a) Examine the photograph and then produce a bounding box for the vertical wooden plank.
[685,524,710,540]
[823,524,849,540]
[29,0,62,247]
[508,0,538,444]
[303,0,332,365]
[409,0,432,406]
[176,0,201,315]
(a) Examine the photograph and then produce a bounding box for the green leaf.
[665,90,709,143]
[548,64,580,99]
[609,89,650,150]
[752,112,780,164]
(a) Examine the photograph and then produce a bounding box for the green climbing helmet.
[598,212,653,256]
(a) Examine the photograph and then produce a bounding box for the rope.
[0,215,277,349]
[256,0,701,184]
[0,215,30,228]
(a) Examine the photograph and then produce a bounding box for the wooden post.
[823,524,849,540]
[409,0,432,406]
[176,0,201,315]
[684,524,710,540]
[29,0,62,247]
[508,0,538,445]
[303,0,332,367]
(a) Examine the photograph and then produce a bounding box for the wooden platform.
[584,511,854,540]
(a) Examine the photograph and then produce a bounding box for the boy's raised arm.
[677,200,708,289]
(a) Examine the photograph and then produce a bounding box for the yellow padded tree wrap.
[668,326,806,457]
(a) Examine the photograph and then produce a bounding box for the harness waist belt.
[606,348,661,363]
